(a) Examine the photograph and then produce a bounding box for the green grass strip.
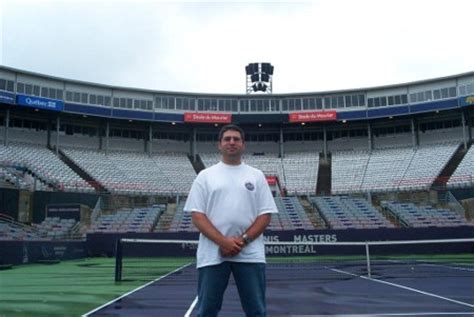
[0,257,192,317]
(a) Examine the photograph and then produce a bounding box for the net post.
[115,238,123,282]
[365,242,371,278]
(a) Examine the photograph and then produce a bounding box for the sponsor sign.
[184,112,232,123]
[266,175,278,186]
[17,95,64,111]
[460,95,474,107]
[0,91,15,105]
[46,204,81,221]
[288,111,337,122]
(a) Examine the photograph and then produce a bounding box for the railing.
[441,191,466,216]
[0,213,46,239]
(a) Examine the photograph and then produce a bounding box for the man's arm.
[239,213,272,245]
[192,212,243,256]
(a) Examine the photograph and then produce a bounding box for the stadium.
[0,64,473,316]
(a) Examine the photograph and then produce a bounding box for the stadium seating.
[284,141,324,153]
[0,166,29,189]
[399,142,458,190]
[331,150,369,194]
[332,143,458,194]
[381,201,471,228]
[0,220,44,240]
[87,206,162,233]
[151,139,190,153]
[33,217,77,239]
[151,152,196,194]
[55,133,100,150]
[164,197,314,232]
[373,133,413,149]
[419,127,464,144]
[311,196,395,230]
[166,200,197,232]
[201,150,318,195]
[282,152,319,195]
[447,144,474,188]
[107,137,144,152]
[328,137,368,151]
[0,143,94,193]
[61,148,196,195]
[6,128,48,146]
[273,197,315,230]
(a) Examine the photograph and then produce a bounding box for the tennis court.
[84,238,474,316]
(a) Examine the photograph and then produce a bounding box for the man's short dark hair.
[218,124,245,142]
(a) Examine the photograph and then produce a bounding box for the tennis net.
[114,238,474,282]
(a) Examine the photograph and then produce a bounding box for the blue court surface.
[84,260,474,317]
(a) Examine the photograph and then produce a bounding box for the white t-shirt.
[184,161,278,268]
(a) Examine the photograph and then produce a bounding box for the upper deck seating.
[0,143,94,193]
[332,143,458,194]
[0,166,29,189]
[447,144,474,188]
[282,152,319,195]
[62,148,196,195]
[331,151,369,194]
[399,142,458,190]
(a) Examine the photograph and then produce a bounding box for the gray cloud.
[2,0,474,94]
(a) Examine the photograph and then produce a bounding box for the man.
[184,124,278,317]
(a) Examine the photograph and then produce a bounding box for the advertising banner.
[459,95,474,107]
[184,112,232,123]
[17,95,64,111]
[288,111,337,122]
[0,91,15,105]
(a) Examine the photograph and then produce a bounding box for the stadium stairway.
[298,196,327,229]
[54,147,108,193]
[316,153,331,195]
[154,203,176,231]
[188,154,206,174]
[433,142,471,188]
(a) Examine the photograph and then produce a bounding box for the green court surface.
[0,257,193,317]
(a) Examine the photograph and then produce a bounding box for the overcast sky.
[1,0,474,94]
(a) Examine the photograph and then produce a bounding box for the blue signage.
[0,91,15,105]
[17,94,64,111]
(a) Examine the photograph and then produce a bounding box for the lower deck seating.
[167,201,197,232]
[166,197,314,232]
[33,217,77,239]
[311,196,394,230]
[272,197,315,230]
[381,201,471,228]
[0,221,43,240]
[88,206,162,233]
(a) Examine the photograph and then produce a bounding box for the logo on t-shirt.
[245,182,255,191]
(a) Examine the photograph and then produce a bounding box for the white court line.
[330,268,474,308]
[386,259,474,273]
[184,295,198,317]
[422,262,474,272]
[82,262,194,317]
[288,313,474,316]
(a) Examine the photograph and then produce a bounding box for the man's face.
[218,129,245,159]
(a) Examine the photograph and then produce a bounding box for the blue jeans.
[197,261,266,317]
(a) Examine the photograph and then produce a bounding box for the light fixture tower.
[245,62,274,94]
